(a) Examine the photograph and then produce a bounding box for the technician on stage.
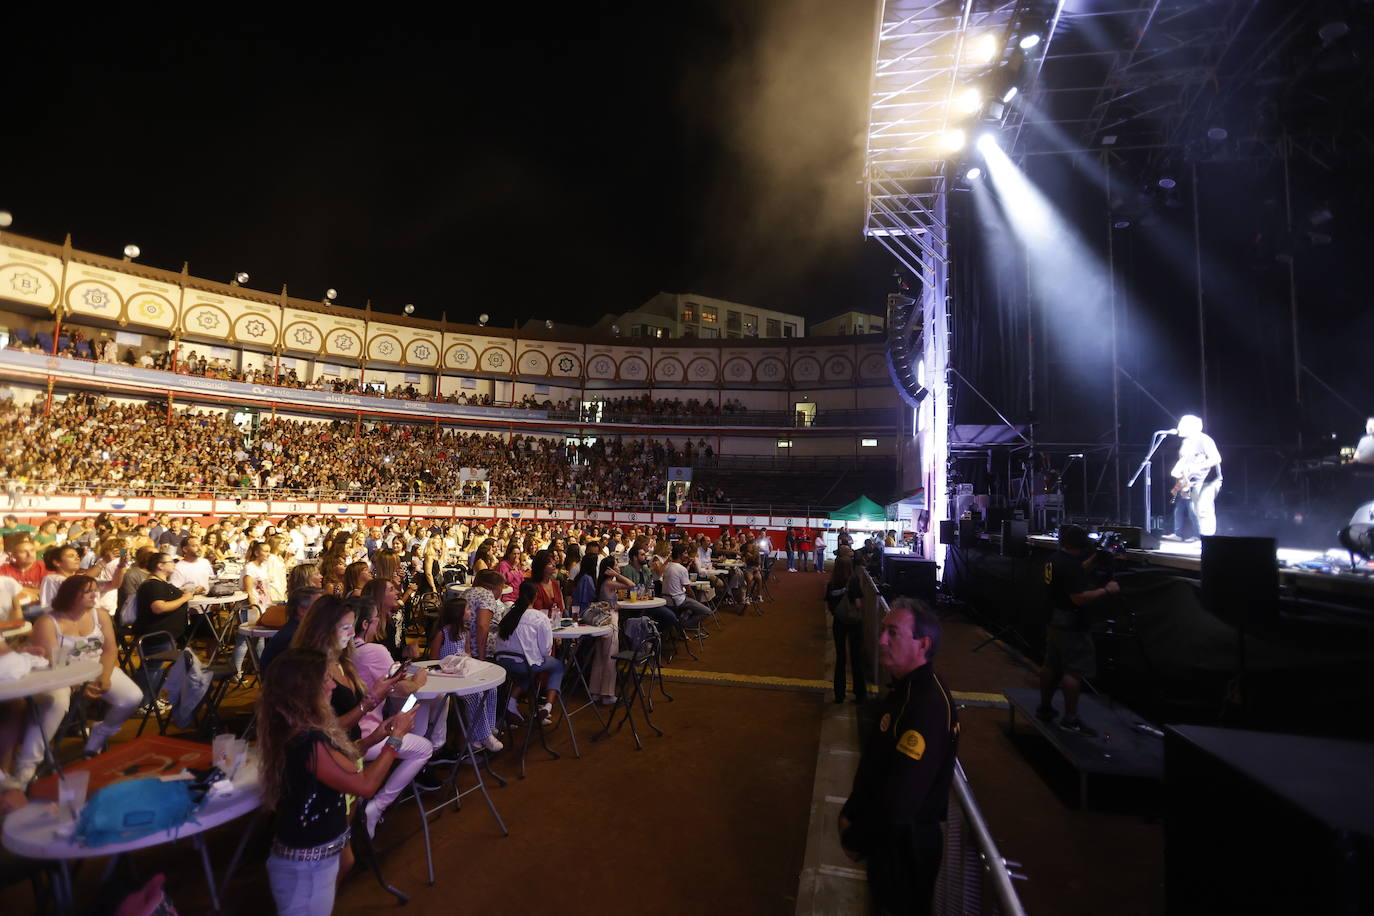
[1167,414,1223,541]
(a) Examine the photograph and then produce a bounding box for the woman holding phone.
[257,647,414,914]
[290,595,431,838]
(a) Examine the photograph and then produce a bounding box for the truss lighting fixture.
[1157,178,1177,190]
[968,33,998,65]
[956,88,981,114]
[1207,127,1228,141]
[122,244,141,260]
[1019,33,1041,50]
[965,166,983,181]
[941,129,967,152]
[1002,86,1018,103]
[976,132,1000,152]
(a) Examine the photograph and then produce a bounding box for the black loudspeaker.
[986,506,1013,528]
[1164,725,1374,915]
[1201,536,1278,630]
[1000,519,1029,557]
[884,556,937,603]
[958,519,978,549]
[1106,525,1161,550]
[939,520,958,546]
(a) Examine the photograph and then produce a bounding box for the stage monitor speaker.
[1201,536,1278,630]
[939,519,958,546]
[1107,525,1161,551]
[986,506,1013,528]
[1000,519,1029,557]
[1164,725,1374,916]
[958,519,978,549]
[884,556,937,603]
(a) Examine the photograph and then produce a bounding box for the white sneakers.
[472,733,503,753]
[537,703,554,726]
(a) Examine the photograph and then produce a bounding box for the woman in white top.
[37,544,84,610]
[266,535,291,603]
[236,540,273,676]
[489,581,564,726]
[90,537,131,616]
[15,575,144,783]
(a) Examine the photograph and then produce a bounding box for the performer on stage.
[1354,417,1374,465]
[1166,414,1222,541]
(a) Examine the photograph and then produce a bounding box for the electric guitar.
[1170,467,1212,504]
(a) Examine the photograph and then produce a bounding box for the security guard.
[839,598,959,915]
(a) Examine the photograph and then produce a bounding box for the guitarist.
[1166,414,1223,541]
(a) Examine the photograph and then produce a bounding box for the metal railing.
[935,760,1028,916]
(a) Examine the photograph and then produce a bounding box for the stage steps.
[1004,688,1164,808]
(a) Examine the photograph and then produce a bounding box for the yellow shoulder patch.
[896,729,926,760]
[1044,562,1054,585]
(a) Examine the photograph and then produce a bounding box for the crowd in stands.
[6,328,760,421]
[0,393,730,507]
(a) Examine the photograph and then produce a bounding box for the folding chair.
[133,631,178,736]
[595,624,665,751]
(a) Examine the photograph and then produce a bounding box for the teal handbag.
[75,777,202,847]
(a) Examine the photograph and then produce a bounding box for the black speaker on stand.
[883,555,937,603]
[1201,536,1278,721]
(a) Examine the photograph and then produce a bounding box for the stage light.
[1114,219,1132,229]
[232,271,250,284]
[0,211,12,228]
[967,33,998,65]
[1002,86,1018,103]
[1019,34,1041,50]
[976,132,999,152]
[956,88,981,114]
[941,129,967,152]
[122,244,141,260]
[403,303,415,315]
[1207,127,1228,141]
[965,166,983,181]
[1158,177,1176,189]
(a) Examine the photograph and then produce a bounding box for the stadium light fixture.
[122,244,141,260]
[232,271,250,285]
[478,313,490,326]
[0,211,13,229]
[403,303,415,315]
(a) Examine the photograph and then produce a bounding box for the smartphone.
[399,693,418,714]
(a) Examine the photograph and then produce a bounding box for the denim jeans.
[267,849,340,916]
[495,654,565,694]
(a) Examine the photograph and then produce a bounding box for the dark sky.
[2,3,894,328]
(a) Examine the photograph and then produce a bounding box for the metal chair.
[132,631,178,736]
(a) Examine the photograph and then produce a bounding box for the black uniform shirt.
[1044,549,1091,630]
[841,663,959,855]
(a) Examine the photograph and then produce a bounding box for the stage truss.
[865,0,1062,560]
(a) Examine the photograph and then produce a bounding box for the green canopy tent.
[827,496,887,522]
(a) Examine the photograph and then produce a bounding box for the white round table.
[188,591,247,608]
[3,763,262,912]
[0,659,103,702]
[551,624,614,725]
[619,597,667,610]
[2,620,34,641]
[188,592,248,664]
[239,624,280,641]
[411,658,506,700]
[407,659,508,838]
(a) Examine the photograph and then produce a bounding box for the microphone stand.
[1127,431,1172,533]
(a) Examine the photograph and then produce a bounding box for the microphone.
[1157,428,1178,436]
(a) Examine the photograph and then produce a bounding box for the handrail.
[948,759,1028,916]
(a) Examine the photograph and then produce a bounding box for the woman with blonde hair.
[257,647,414,913]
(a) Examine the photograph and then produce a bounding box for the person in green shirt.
[0,515,36,537]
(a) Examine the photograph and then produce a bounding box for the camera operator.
[1036,525,1117,737]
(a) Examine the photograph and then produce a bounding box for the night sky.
[2,3,895,328]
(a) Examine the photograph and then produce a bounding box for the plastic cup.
[51,643,70,668]
[58,770,89,821]
[213,733,235,773]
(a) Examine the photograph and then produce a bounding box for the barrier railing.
[935,760,1029,916]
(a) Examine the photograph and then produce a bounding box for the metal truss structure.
[865,0,1060,558]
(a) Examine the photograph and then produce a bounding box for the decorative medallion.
[333,334,355,353]
[244,319,268,339]
[376,339,396,356]
[10,272,43,297]
[592,358,612,375]
[293,327,316,346]
[487,351,506,368]
[412,344,432,361]
[82,287,112,311]
[557,356,575,373]
[195,311,220,331]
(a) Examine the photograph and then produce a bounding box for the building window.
[726,311,741,331]
[783,323,796,338]
[766,318,780,337]
[648,326,666,339]
[681,305,695,323]
[861,438,878,447]
[630,325,643,337]
[777,439,793,448]
[701,306,718,324]
[744,314,759,337]
[700,327,720,339]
